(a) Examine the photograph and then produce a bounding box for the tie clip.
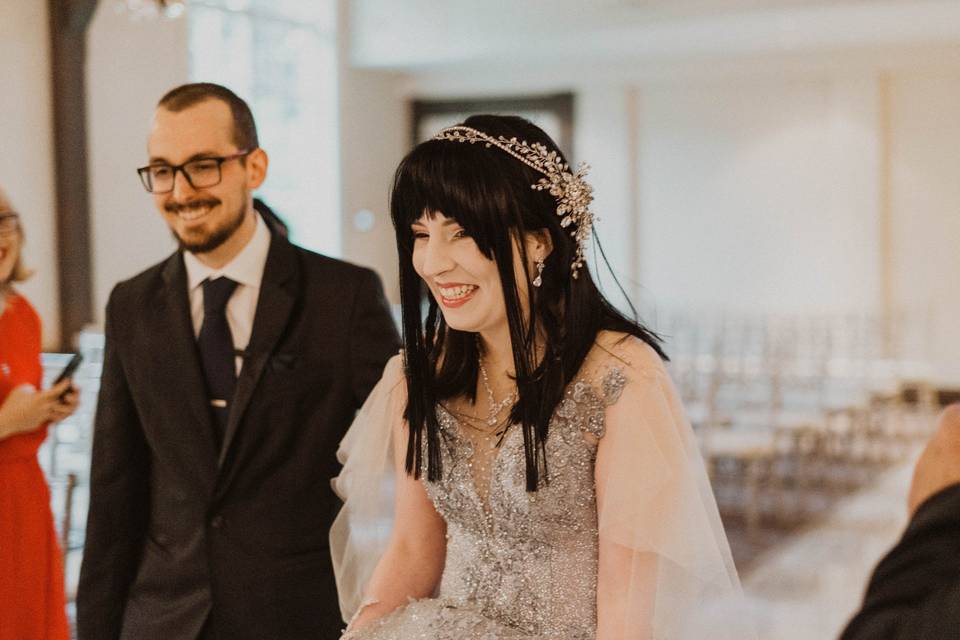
[210,399,228,408]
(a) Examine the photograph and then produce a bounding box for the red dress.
[0,292,69,640]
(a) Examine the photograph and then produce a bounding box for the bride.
[330,115,753,639]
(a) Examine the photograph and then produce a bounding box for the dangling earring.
[533,259,545,288]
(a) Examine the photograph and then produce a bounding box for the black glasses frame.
[136,149,252,194]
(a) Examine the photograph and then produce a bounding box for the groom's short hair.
[158,82,259,151]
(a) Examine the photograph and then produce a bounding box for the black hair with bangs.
[391,114,665,491]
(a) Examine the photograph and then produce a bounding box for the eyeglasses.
[137,150,252,194]
[0,212,20,236]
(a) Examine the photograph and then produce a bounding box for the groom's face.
[147,98,265,255]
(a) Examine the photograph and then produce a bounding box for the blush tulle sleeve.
[330,354,406,623]
[594,339,756,639]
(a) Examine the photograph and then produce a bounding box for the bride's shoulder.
[571,332,668,406]
[589,330,667,377]
[379,351,407,391]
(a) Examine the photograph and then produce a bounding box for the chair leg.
[61,472,77,558]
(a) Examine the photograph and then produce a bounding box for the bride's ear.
[524,229,554,262]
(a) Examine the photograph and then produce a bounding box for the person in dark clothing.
[77,83,399,640]
[840,404,960,639]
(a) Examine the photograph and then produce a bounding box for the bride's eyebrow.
[411,218,462,228]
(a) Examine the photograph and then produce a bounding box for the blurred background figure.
[0,187,79,640]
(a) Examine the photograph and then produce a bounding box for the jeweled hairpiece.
[431,125,595,278]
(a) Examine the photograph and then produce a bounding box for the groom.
[77,83,399,640]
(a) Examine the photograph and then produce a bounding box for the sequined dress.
[346,363,626,639]
[335,337,750,640]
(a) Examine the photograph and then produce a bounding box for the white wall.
[337,0,409,303]
[637,77,882,317]
[0,1,58,348]
[573,85,639,312]
[338,68,409,303]
[888,73,960,380]
[86,6,190,328]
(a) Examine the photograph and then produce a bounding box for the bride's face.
[411,211,533,337]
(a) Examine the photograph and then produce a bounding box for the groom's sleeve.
[840,483,960,640]
[77,286,151,640]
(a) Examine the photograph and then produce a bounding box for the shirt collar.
[184,212,271,292]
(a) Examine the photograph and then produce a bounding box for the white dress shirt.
[183,213,271,375]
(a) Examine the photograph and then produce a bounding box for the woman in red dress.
[0,189,78,640]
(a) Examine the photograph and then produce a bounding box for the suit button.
[210,515,225,529]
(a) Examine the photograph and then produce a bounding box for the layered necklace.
[446,340,518,448]
[478,357,517,427]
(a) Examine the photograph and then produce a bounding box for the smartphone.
[53,353,83,387]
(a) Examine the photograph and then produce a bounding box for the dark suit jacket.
[840,483,960,639]
[77,233,399,640]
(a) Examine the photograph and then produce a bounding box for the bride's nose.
[420,237,455,278]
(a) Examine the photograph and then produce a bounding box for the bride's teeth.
[439,285,476,300]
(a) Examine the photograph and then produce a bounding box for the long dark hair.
[391,114,665,491]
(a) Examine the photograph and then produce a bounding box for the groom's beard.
[167,196,246,255]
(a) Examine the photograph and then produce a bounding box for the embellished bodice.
[422,366,627,638]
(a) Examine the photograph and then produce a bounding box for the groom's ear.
[245,148,269,190]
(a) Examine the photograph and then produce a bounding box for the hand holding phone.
[53,353,83,399]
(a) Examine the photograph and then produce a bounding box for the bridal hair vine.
[432,125,595,278]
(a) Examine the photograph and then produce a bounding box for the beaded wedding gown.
[331,334,754,640]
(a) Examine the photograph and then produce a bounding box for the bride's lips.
[436,282,479,308]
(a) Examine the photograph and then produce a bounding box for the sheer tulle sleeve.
[330,354,406,623]
[595,340,756,640]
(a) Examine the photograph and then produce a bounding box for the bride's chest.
[423,373,623,541]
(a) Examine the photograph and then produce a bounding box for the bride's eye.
[451,228,469,240]
[412,229,428,240]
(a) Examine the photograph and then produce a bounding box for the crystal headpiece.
[431,125,595,278]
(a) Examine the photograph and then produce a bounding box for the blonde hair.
[0,187,32,288]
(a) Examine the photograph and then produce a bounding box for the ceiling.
[348,0,960,70]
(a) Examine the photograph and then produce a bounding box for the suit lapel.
[217,235,299,469]
[157,253,221,470]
